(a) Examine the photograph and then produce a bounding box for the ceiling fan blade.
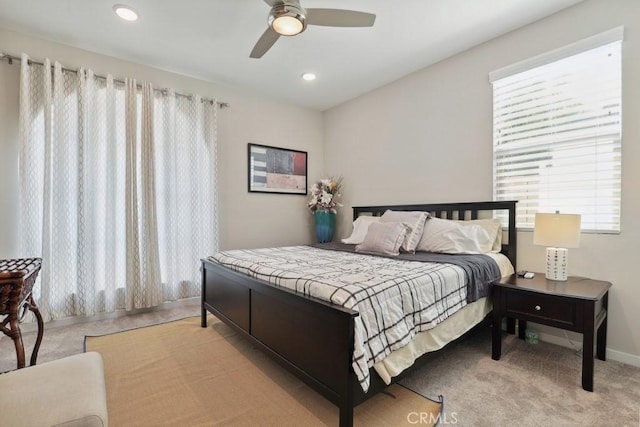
[263,0,280,6]
[305,9,376,27]
[250,28,281,58]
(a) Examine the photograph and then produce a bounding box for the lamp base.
[545,247,568,281]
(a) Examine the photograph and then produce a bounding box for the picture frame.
[248,143,308,195]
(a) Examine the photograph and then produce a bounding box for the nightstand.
[491,273,611,392]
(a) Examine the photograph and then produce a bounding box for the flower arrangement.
[307,176,343,213]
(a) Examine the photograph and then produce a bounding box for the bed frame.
[201,200,517,426]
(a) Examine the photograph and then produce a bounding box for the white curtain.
[18,54,218,321]
[154,89,218,301]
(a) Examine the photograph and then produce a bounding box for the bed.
[201,200,517,427]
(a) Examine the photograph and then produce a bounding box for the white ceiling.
[0,0,583,111]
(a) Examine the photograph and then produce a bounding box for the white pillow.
[379,210,429,253]
[355,222,408,256]
[455,218,502,253]
[342,216,381,244]
[416,217,493,254]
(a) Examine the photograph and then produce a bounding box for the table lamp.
[533,212,581,281]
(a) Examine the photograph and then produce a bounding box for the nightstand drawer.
[506,292,576,326]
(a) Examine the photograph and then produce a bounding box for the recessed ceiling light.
[113,4,138,21]
[301,73,316,81]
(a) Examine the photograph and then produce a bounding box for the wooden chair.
[0,258,44,369]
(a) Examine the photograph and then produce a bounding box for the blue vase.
[315,210,336,243]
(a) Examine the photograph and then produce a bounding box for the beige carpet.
[85,316,442,426]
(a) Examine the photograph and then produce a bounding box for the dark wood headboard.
[352,201,518,270]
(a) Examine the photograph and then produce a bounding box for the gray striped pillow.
[355,222,408,256]
[380,210,429,253]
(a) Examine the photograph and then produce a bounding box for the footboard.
[201,259,359,427]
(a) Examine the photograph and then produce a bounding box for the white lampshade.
[533,213,581,248]
[533,212,581,281]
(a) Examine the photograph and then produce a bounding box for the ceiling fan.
[250,0,376,59]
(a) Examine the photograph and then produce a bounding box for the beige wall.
[2,0,639,366]
[324,0,640,366]
[0,28,323,257]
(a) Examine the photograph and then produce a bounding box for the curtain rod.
[0,52,230,109]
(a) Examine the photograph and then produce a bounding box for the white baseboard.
[503,320,640,369]
[536,331,580,349]
[537,331,640,368]
[602,348,640,368]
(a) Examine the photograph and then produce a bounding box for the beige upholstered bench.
[0,352,108,426]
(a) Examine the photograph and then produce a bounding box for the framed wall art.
[248,143,308,195]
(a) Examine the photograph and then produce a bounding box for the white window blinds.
[491,30,622,232]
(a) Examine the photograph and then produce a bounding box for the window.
[491,28,622,232]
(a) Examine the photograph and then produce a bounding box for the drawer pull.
[534,305,541,311]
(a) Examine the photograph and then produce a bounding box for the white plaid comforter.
[210,245,470,392]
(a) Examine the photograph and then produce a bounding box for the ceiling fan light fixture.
[250,1,376,59]
[272,16,303,35]
[269,4,307,36]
